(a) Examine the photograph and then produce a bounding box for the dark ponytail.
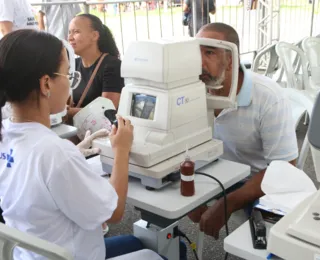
[77,14,120,58]
[0,29,63,141]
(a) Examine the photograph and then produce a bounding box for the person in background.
[89,0,106,12]
[38,0,81,40]
[0,29,157,260]
[188,23,298,238]
[0,0,38,38]
[183,0,215,37]
[67,14,124,120]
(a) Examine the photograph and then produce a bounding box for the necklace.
[83,52,103,68]
[9,117,35,123]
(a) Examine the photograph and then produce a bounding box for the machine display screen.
[130,94,156,120]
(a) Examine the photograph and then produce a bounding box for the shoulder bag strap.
[76,53,108,108]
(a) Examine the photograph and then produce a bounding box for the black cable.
[175,228,199,260]
[175,172,230,260]
[195,172,229,235]
[195,171,229,260]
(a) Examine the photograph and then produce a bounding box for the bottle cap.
[185,144,190,160]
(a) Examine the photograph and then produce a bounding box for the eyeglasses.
[54,71,82,90]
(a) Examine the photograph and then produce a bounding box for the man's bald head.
[197,23,240,52]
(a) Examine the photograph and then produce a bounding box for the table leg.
[133,219,180,260]
[196,231,204,260]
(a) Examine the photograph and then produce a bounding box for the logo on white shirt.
[0,149,14,168]
[27,17,38,26]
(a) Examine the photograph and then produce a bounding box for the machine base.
[268,193,320,260]
[100,139,223,189]
[133,220,180,260]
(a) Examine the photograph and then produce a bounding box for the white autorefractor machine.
[93,38,239,190]
[268,93,320,259]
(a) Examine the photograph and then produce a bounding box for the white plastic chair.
[290,37,309,81]
[276,41,320,126]
[276,42,319,95]
[0,223,73,260]
[280,87,314,170]
[252,43,282,81]
[302,37,320,89]
[275,42,309,91]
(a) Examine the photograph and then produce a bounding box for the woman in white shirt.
[0,0,38,37]
[0,29,148,260]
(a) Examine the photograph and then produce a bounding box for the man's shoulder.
[250,71,286,103]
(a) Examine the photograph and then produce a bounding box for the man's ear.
[225,52,233,72]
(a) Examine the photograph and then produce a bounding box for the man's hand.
[199,198,232,239]
[188,205,208,223]
[77,129,109,157]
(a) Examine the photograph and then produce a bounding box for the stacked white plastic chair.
[276,41,319,100]
[302,37,320,89]
[252,43,282,80]
[252,43,309,130]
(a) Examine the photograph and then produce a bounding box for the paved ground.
[106,120,316,260]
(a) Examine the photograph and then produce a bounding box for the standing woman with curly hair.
[68,14,124,119]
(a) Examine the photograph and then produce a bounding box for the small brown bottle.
[180,148,195,197]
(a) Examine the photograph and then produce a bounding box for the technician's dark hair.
[77,14,120,58]
[0,29,63,141]
[199,22,240,53]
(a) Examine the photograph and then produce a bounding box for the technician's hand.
[199,198,232,239]
[77,129,109,157]
[188,205,208,223]
[109,115,134,154]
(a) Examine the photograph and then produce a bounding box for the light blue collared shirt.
[214,64,298,173]
[236,64,253,107]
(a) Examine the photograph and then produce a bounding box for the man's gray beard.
[206,70,226,90]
